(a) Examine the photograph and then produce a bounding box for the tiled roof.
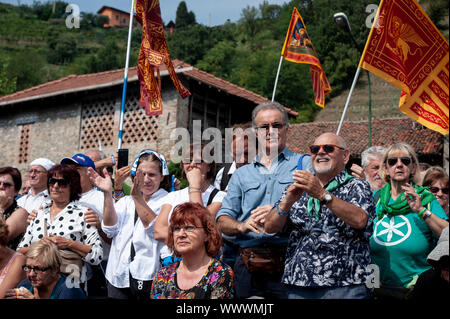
[287,118,443,157]
[0,60,298,116]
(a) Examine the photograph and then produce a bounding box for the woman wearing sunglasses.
[17,164,103,289]
[4,241,85,299]
[370,142,448,299]
[422,166,449,217]
[150,202,234,299]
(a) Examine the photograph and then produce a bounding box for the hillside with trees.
[0,0,448,123]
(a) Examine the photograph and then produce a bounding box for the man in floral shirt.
[264,132,376,299]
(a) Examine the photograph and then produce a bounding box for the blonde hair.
[380,142,420,184]
[26,241,62,271]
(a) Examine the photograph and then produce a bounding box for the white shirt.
[76,188,110,260]
[162,185,226,222]
[17,189,51,214]
[213,162,237,191]
[102,189,168,288]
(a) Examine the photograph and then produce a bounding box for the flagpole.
[271,55,284,102]
[117,0,135,150]
[336,67,362,135]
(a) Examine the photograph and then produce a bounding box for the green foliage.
[47,33,78,64]
[0,56,17,97]
[80,12,110,29]
[6,51,45,91]
[175,1,196,29]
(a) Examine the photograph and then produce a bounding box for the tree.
[175,1,196,29]
[0,56,16,96]
[240,6,259,39]
[47,33,78,64]
[6,52,45,91]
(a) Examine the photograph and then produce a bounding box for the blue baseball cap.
[61,153,96,170]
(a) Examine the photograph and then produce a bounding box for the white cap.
[29,158,55,171]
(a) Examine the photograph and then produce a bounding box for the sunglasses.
[387,157,412,167]
[48,178,71,187]
[429,186,449,195]
[0,181,13,188]
[257,122,285,130]
[310,144,345,154]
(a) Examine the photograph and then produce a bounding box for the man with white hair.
[351,145,387,191]
[6,158,55,243]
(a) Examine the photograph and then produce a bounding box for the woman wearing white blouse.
[89,150,171,300]
[154,143,226,245]
[17,164,103,288]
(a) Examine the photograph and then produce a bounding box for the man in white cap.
[6,158,55,243]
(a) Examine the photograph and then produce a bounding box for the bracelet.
[111,155,116,167]
[189,189,202,194]
[417,207,427,217]
[276,202,289,217]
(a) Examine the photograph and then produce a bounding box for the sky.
[0,0,290,26]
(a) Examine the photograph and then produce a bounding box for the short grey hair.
[361,146,386,168]
[251,101,289,128]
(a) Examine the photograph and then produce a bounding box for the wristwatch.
[422,209,432,220]
[320,191,333,205]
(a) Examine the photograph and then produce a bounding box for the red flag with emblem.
[359,0,449,135]
[135,0,191,116]
[281,7,332,107]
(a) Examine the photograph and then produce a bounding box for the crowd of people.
[0,101,448,300]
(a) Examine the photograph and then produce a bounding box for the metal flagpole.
[336,67,362,135]
[117,0,136,150]
[271,55,284,102]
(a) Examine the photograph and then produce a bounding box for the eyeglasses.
[172,225,204,235]
[310,144,345,154]
[387,157,412,167]
[28,169,46,175]
[0,181,13,188]
[48,178,71,187]
[256,122,285,131]
[22,265,50,274]
[429,186,449,195]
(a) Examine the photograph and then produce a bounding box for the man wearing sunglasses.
[216,102,313,299]
[264,132,376,299]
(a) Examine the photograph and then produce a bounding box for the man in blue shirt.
[216,101,312,298]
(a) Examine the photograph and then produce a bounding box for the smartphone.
[117,148,129,169]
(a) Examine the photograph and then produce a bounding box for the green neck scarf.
[307,170,353,220]
[377,182,435,220]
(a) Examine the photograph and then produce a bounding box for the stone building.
[0,60,297,174]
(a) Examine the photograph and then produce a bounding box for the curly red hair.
[167,202,222,257]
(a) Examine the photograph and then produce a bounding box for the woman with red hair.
[150,202,234,299]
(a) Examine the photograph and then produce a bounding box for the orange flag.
[281,7,332,107]
[135,0,191,116]
[359,0,449,135]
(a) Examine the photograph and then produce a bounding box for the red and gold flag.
[135,0,191,116]
[281,7,332,107]
[359,0,449,135]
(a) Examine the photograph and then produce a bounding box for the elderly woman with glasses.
[17,164,103,288]
[4,241,85,299]
[422,166,449,217]
[370,142,448,299]
[150,202,234,299]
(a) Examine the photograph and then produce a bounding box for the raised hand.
[350,163,366,180]
[402,183,423,213]
[88,167,112,193]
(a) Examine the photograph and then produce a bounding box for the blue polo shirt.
[216,147,312,248]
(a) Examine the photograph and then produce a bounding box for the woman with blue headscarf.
[88,150,171,300]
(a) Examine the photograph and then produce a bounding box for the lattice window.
[17,124,31,164]
[122,94,159,145]
[80,97,115,150]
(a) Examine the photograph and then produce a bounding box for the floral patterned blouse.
[150,258,235,299]
[277,170,376,287]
